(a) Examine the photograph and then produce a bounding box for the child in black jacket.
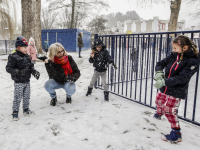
[6,36,40,121]
[86,38,114,101]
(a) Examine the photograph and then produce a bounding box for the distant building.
[110,16,185,34]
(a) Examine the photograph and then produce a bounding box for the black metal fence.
[94,30,200,126]
[0,40,15,55]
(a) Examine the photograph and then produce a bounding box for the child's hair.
[173,35,198,60]
[48,43,65,60]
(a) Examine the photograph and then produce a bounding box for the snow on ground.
[0,50,200,150]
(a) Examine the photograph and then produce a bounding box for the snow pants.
[155,92,181,129]
[13,82,30,112]
[89,70,108,91]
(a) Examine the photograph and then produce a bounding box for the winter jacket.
[78,33,83,47]
[27,45,37,61]
[155,50,199,99]
[89,48,113,72]
[43,41,49,50]
[6,50,35,83]
[45,55,80,85]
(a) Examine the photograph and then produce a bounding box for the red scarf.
[54,56,73,75]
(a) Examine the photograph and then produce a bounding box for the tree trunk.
[70,0,75,29]
[168,0,182,32]
[34,0,43,54]
[21,0,33,40]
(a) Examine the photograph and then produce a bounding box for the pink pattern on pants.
[155,92,181,129]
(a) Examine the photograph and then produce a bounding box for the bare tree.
[33,0,43,54]
[87,16,108,34]
[0,0,18,39]
[21,0,33,40]
[41,6,58,30]
[47,0,108,29]
[189,0,200,28]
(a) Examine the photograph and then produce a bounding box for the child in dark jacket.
[153,35,199,143]
[6,36,40,121]
[86,38,114,101]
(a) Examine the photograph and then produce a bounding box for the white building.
[112,17,185,34]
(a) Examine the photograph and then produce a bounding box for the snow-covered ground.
[0,50,200,150]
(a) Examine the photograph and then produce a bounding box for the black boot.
[66,97,72,104]
[104,91,109,101]
[86,87,93,96]
[50,97,57,106]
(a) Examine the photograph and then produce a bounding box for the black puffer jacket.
[155,50,199,99]
[45,55,80,84]
[89,48,113,72]
[6,50,35,83]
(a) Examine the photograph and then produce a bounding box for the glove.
[66,75,76,83]
[109,60,114,64]
[153,79,165,89]
[110,60,117,69]
[32,70,40,80]
[154,71,164,81]
[37,54,47,61]
[16,69,27,76]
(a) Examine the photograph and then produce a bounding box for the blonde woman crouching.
[37,43,80,106]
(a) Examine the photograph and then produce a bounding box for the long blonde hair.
[48,43,65,60]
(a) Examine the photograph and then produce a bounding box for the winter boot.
[12,111,19,121]
[86,87,93,96]
[161,129,182,143]
[153,113,162,120]
[23,108,35,116]
[66,96,72,104]
[104,91,109,101]
[50,97,57,106]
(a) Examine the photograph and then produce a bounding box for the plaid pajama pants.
[155,92,181,129]
[13,82,30,112]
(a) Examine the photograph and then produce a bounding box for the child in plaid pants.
[153,35,199,143]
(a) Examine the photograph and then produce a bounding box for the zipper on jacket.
[164,53,180,94]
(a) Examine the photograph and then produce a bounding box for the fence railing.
[0,40,15,55]
[94,30,200,126]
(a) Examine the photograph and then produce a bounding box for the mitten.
[153,79,165,89]
[154,71,164,81]
[37,54,47,61]
[32,70,40,80]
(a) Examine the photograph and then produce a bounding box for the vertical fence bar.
[126,35,130,97]
[5,40,8,54]
[134,35,140,100]
[150,34,156,106]
[139,35,145,102]
[110,36,115,90]
[158,34,162,61]
[122,36,126,95]
[130,36,135,98]
[118,36,121,94]
[144,34,151,104]
[114,36,118,93]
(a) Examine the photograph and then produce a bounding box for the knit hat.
[15,36,28,48]
[93,38,106,49]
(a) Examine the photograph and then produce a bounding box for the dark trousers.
[79,47,82,56]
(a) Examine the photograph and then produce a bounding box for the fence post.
[110,36,115,87]
[5,40,8,54]
[94,34,98,41]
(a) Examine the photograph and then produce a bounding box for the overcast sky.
[41,0,199,29]
[99,0,199,29]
